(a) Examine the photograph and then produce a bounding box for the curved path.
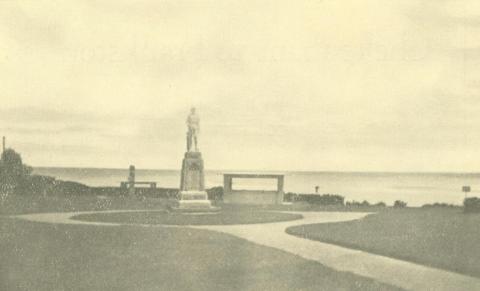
[11,210,480,291]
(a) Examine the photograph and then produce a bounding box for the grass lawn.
[287,207,480,278]
[0,194,171,215]
[0,195,401,291]
[72,209,302,225]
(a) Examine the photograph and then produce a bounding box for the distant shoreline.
[33,166,480,176]
[31,167,479,206]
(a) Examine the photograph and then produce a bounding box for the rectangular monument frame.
[223,173,285,205]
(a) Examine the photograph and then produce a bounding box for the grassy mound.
[286,208,480,278]
[72,209,303,225]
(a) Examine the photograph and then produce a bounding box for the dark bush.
[464,197,480,213]
[19,175,56,195]
[92,187,127,196]
[0,147,99,197]
[422,202,456,208]
[1,149,31,176]
[374,201,386,207]
[207,186,223,201]
[284,192,297,202]
[135,187,175,198]
[0,148,33,195]
[164,188,178,198]
[346,200,368,207]
[91,187,177,198]
[294,194,344,206]
[53,180,92,196]
[393,200,407,208]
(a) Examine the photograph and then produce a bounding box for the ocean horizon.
[33,167,480,207]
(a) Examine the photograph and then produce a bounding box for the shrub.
[207,186,223,201]
[361,200,370,207]
[1,149,31,176]
[422,202,456,208]
[0,148,33,195]
[92,187,127,196]
[1,147,101,197]
[464,197,480,213]
[52,180,92,196]
[346,200,373,207]
[91,187,177,198]
[393,200,407,208]
[284,192,297,202]
[294,194,344,205]
[19,175,56,195]
[346,201,358,207]
[374,201,386,207]
[133,187,175,198]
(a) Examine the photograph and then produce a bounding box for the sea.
[33,167,480,207]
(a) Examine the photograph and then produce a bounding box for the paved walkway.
[11,210,480,291]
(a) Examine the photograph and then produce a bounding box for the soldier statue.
[186,107,200,152]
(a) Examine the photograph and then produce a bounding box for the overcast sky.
[1,0,479,172]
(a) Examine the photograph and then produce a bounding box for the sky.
[0,0,480,172]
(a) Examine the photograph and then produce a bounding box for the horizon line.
[32,166,480,175]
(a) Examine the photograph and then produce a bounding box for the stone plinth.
[174,191,218,212]
[180,151,205,192]
[171,151,219,212]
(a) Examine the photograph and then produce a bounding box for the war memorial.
[171,108,219,211]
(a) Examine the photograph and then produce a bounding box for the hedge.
[393,200,407,208]
[285,193,344,205]
[464,197,480,213]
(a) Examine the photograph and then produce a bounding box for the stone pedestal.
[180,151,205,192]
[171,151,219,212]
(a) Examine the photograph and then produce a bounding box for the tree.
[393,200,407,208]
[0,148,32,194]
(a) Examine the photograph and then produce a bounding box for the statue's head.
[191,107,196,114]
